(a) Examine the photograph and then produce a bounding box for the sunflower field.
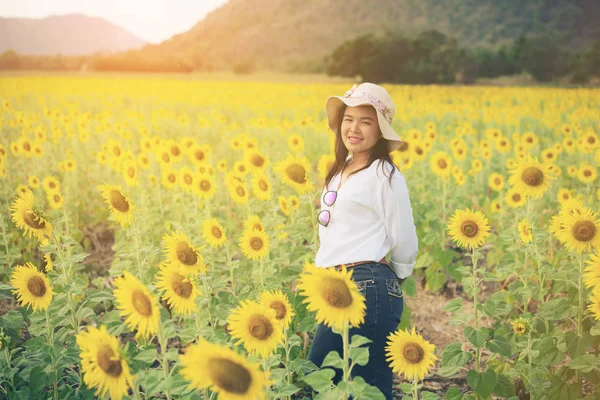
[0,75,600,400]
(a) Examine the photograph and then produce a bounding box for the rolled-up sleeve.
[374,172,419,279]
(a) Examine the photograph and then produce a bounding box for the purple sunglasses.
[317,190,338,227]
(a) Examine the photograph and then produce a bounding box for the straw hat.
[325,82,402,152]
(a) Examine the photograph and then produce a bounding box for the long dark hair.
[323,104,396,190]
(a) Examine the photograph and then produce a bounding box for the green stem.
[578,253,585,336]
[342,323,350,399]
[200,275,216,336]
[158,322,172,400]
[227,249,236,298]
[441,177,447,250]
[4,346,16,393]
[412,377,419,400]
[132,215,144,284]
[46,308,58,400]
[472,250,480,373]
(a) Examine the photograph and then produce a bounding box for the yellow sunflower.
[227,299,285,358]
[244,149,269,171]
[10,262,53,311]
[179,166,196,193]
[587,287,600,321]
[202,218,227,248]
[296,263,366,329]
[274,154,313,194]
[487,173,505,192]
[155,262,200,316]
[243,215,264,233]
[557,188,572,204]
[555,207,600,254]
[258,289,295,328]
[10,191,53,241]
[429,151,452,178]
[47,191,64,210]
[578,164,597,184]
[505,188,526,209]
[97,183,134,228]
[288,134,305,153]
[490,199,502,214]
[288,195,300,209]
[509,317,530,336]
[239,229,270,261]
[229,182,249,205]
[447,207,492,250]
[582,251,600,289]
[179,338,267,399]
[76,325,134,400]
[233,160,251,177]
[194,173,216,200]
[278,196,290,217]
[317,154,335,179]
[518,218,533,244]
[251,172,272,201]
[508,155,555,199]
[161,168,179,190]
[385,327,437,381]
[28,175,40,188]
[42,175,60,193]
[163,231,207,274]
[112,271,160,339]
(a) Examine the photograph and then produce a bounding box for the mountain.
[142,0,600,70]
[0,14,147,56]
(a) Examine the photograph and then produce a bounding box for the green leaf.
[346,376,386,400]
[467,369,497,399]
[485,336,512,357]
[350,346,370,366]
[442,342,472,367]
[590,323,600,336]
[134,348,158,364]
[402,276,417,297]
[350,334,372,348]
[464,326,491,348]
[445,387,465,400]
[565,331,592,359]
[533,337,565,366]
[569,354,598,373]
[426,262,446,292]
[322,350,344,369]
[0,310,24,331]
[398,304,412,330]
[538,298,570,320]
[494,373,515,397]
[276,383,300,396]
[443,298,464,313]
[303,368,335,393]
[422,392,441,400]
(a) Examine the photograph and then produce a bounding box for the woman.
[308,83,419,399]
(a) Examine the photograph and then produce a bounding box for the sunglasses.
[317,190,338,227]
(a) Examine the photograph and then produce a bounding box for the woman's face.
[340,105,381,156]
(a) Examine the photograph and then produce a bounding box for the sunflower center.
[168,174,176,183]
[460,220,479,238]
[583,170,591,177]
[437,158,448,169]
[321,277,353,308]
[184,175,193,185]
[97,344,123,377]
[171,146,180,156]
[176,242,198,265]
[514,324,526,334]
[27,276,47,297]
[127,167,135,178]
[236,186,246,197]
[195,150,205,161]
[588,136,596,144]
[209,358,251,394]
[24,211,46,229]
[248,315,273,340]
[172,276,193,298]
[258,180,268,191]
[572,221,596,242]
[494,178,501,185]
[108,190,130,212]
[200,180,211,191]
[403,343,425,364]
[285,164,307,184]
[211,226,222,238]
[521,167,543,187]
[251,155,264,167]
[162,153,170,163]
[416,147,423,155]
[512,194,521,202]
[249,237,263,251]
[270,301,287,320]
[131,290,153,317]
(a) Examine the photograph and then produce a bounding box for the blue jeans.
[307,262,404,400]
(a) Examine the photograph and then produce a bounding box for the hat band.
[342,86,393,125]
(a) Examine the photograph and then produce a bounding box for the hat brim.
[325,96,402,153]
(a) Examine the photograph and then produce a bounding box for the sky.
[0,0,229,44]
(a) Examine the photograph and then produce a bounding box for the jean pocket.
[354,278,376,325]
[385,278,404,316]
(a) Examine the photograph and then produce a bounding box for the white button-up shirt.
[315,157,419,279]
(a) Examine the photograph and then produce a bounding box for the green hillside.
[144,0,600,70]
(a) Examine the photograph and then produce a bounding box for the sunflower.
[179,338,267,399]
[187,144,210,165]
[488,173,505,192]
[163,231,206,274]
[10,191,53,241]
[509,317,530,336]
[195,221,222,252]
[194,174,216,200]
[557,188,572,204]
[64,158,76,172]
[582,251,600,289]
[587,287,600,321]
[577,164,597,184]
[296,263,366,329]
[178,166,195,193]
[274,154,313,194]
[288,195,300,209]
[227,300,285,358]
[47,192,64,210]
[244,149,269,171]
[508,155,555,199]
[251,172,272,201]
[121,159,138,187]
[155,262,200,316]
[239,229,270,261]
[278,196,290,217]
[317,154,335,179]
[76,325,134,400]
[229,183,249,205]
[258,289,295,328]
[555,207,600,254]
[518,218,533,244]
[113,271,160,339]
[161,168,178,190]
[28,175,40,188]
[137,153,151,170]
[541,148,557,163]
[429,151,452,178]
[97,183,134,228]
[447,207,491,250]
[10,262,53,311]
[243,215,264,233]
[505,188,526,209]
[42,175,60,193]
[385,327,437,381]
[233,161,250,177]
[217,159,228,172]
[490,199,502,214]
